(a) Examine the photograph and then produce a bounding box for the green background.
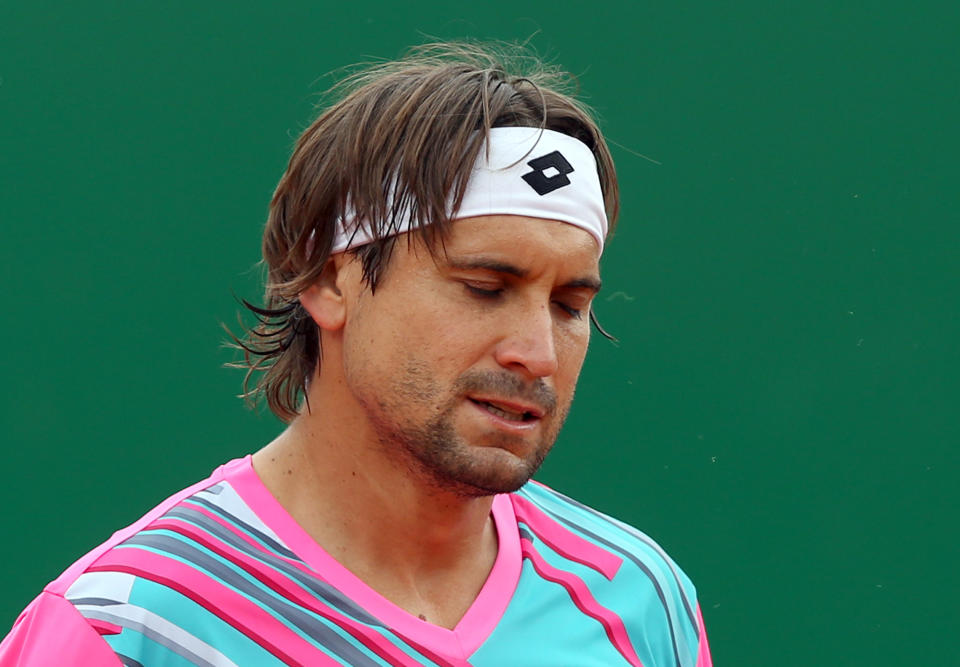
[2,2,957,664]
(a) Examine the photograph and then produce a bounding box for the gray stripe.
[81,609,219,667]
[163,505,381,626]
[125,534,381,667]
[183,495,300,561]
[115,654,144,667]
[202,483,225,495]
[535,485,699,629]
[519,513,687,667]
[518,527,535,542]
[68,597,122,607]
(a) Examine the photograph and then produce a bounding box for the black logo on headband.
[521,151,574,196]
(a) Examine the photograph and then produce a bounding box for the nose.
[493,304,560,379]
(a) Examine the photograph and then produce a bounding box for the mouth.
[467,397,544,423]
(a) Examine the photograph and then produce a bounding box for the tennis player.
[1,43,712,666]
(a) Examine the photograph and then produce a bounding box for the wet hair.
[228,41,620,422]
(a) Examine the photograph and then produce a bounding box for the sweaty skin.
[253,214,601,628]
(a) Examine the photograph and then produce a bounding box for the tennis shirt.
[0,456,712,666]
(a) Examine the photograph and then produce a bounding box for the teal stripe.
[125,577,279,664]
[104,627,207,667]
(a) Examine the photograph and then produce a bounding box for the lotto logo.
[521,151,574,195]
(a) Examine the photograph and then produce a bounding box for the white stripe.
[75,602,239,667]
[65,571,136,604]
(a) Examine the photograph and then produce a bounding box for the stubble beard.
[361,366,568,497]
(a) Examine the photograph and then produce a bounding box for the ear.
[299,255,350,331]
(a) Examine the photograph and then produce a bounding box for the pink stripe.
[87,618,122,636]
[89,548,340,666]
[521,538,644,667]
[150,517,428,667]
[512,495,622,580]
[696,605,713,667]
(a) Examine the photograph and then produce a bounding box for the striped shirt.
[0,457,712,666]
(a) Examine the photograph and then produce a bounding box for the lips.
[467,397,545,423]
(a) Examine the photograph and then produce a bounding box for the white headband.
[330,127,608,254]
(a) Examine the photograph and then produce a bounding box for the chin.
[386,403,559,497]
[420,445,549,498]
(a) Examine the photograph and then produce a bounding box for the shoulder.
[0,591,122,665]
[510,480,709,667]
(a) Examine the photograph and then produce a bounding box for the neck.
[251,363,499,627]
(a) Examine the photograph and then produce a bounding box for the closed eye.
[464,283,503,298]
[554,302,583,319]
[464,281,586,320]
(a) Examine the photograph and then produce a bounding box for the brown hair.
[228,41,620,422]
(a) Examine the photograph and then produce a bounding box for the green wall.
[2,2,957,664]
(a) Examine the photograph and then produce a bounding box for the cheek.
[340,298,408,394]
[555,327,591,389]
[345,291,466,376]
[560,319,591,358]
[404,295,489,364]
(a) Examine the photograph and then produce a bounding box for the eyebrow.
[446,257,603,293]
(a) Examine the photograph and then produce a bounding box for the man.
[1,43,712,666]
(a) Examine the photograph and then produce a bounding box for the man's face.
[337,215,601,496]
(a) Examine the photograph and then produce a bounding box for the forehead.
[437,215,601,272]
